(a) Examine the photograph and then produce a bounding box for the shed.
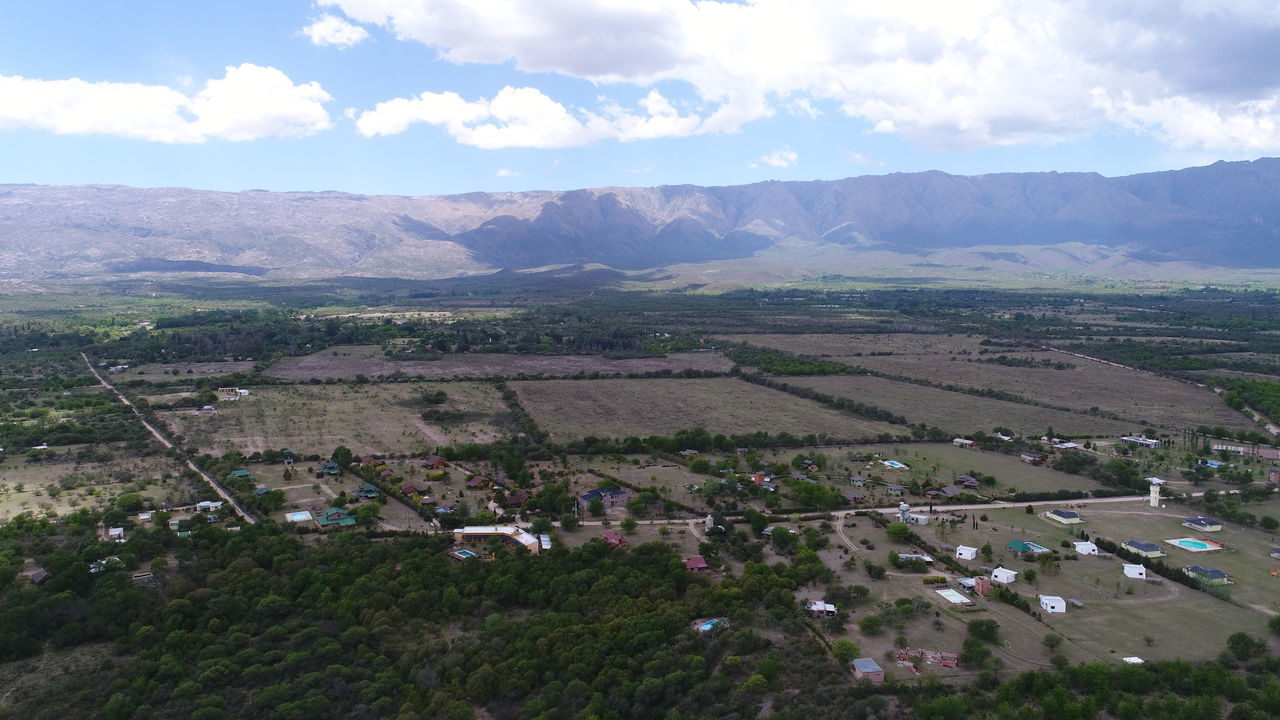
[851,658,885,684]
[952,438,976,449]
[805,600,837,617]
[1073,541,1098,555]
[1122,564,1147,580]
[955,545,978,560]
[30,569,51,585]
[1039,595,1066,614]
[991,567,1017,584]
[601,530,627,547]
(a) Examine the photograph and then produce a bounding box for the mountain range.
[3,158,1279,284]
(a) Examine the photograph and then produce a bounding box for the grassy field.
[511,377,904,443]
[161,381,509,456]
[239,461,439,532]
[847,353,1252,431]
[788,374,1135,436]
[908,505,1274,663]
[265,345,732,381]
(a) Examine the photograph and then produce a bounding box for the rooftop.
[851,658,883,673]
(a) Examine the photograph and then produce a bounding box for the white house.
[991,567,1018,584]
[1073,541,1098,555]
[1039,595,1066,614]
[1122,564,1147,580]
[955,545,978,560]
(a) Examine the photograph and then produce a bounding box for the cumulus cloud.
[754,147,798,168]
[356,86,702,148]
[0,64,332,142]
[843,151,876,166]
[303,14,373,48]
[302,14,370,48]
[326,0,1280,152]
[495,168,520,176]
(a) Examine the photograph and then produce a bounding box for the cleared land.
[788,374,1134,436]
[243,461,438,532]
[265,345,732,381]
[0,449,194,521]
[847,353,1252,431]
[716,333,1001,357]
[115,361,256,379]
[909,504,1274,662]
[161,382,509,456]
[512,377,903,443]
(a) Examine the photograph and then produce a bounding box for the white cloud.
[843,151,876,166]
[357,86,702,148]
[326,0,1280,152]
[0,64,332,143]
[756,146,798,168]
[302,14,370,49]
[495,168,520,176]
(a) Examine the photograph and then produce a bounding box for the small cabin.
[1039,595,1066,614]
[991,567,1017,585]
[1122,564,1147,580]
[955,545,978,561]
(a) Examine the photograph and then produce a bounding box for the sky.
[1,0,1279,196]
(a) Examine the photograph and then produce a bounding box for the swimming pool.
[454,549,477,558]
[1164,537,1222,552]
[1025,542,1050,553]
[882,460,908,469]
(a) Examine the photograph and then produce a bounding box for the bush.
[858,616,885,635]
[967,619,1000,643]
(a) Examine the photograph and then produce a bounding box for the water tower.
[898,501,911,523]
[1147,477,1165,508]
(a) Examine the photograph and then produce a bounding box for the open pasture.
[848,353,1253,431]
[0,449,194,520]
[788,374,1134,436]
[715,332,997,357]
[511,377,904,443]
[161,381,509,456]
[116,361,256,379]
[265,345,733,381]
[909,505,1275,661]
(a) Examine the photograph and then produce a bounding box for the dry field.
[0,451,194,520]
[511,377,904,443]
[116,361,256,379]
[788,374,1134,436]
[908,505,1275,662]
[244,462,438,532]
[715,333,999,357]
[265,345,732,381]
[845,353,1252,431]
[161,382,509,456]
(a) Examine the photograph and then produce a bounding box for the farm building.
[423,454,448,468]
[926,485,962,499]
[952,438,976,449]
[1039,595,1066,614]
[1073,541,1098,555]
[685,556,710,573]
[992,567,1018,584]
[805,600,837,617]
[954,475,981,489]
[851,658,885,684]
[899,553,934,565]
[1183,566,1232,585]
[1122,541,1165,558]
[579,487,628,510]
[1122,564,1147,580]
[955,545,978,560]
[1120,435,1161,449]
[1020,452,1046,465]
[601,530,627,547]
[1047,509,1083,524]
[1182,517,1223,532]
[454,526,541,554]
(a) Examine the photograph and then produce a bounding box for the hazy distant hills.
[3,158,1279,283]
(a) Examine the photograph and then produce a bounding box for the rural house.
[1122,564,1147,580]
[805,600,837,617]
[954,475,981,490]
[926,485,962,499]
[685,556,710,573]
[466,476,492,490]
[579,488,628,510]
[1183,565,1232,585]
[952,438,976,449]
[315,508,357,530]
[1020,452,1046,465]
[601,530,627,547]
[1073,541,1098,555]
[423,455,448,468]
[1048,509,1083,524]
[885,484,905,496]
[1182,517,1222,532]
[991,567,1018,584]
[955,545,978,560]
[1122,541,1166,558]
[845,490,868,504]
[1039,595,1067,614]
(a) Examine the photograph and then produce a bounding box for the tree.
[620,517,638,534]
[1226,632,1266,660]
[1268,614,1280,636]
[560,512,578,530]
[858,616,884,635]
[832,639,860,663]
[1042,633,1063,651]
[588,497,605,517]
[885,522,913,543]
[967,619,1000,643]
[864,563,886,580]
[330,445,354,468]
[980,543,993,562]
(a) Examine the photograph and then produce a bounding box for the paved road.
[81,353,256,524]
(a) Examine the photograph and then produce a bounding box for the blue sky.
[1,1,1278,195]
